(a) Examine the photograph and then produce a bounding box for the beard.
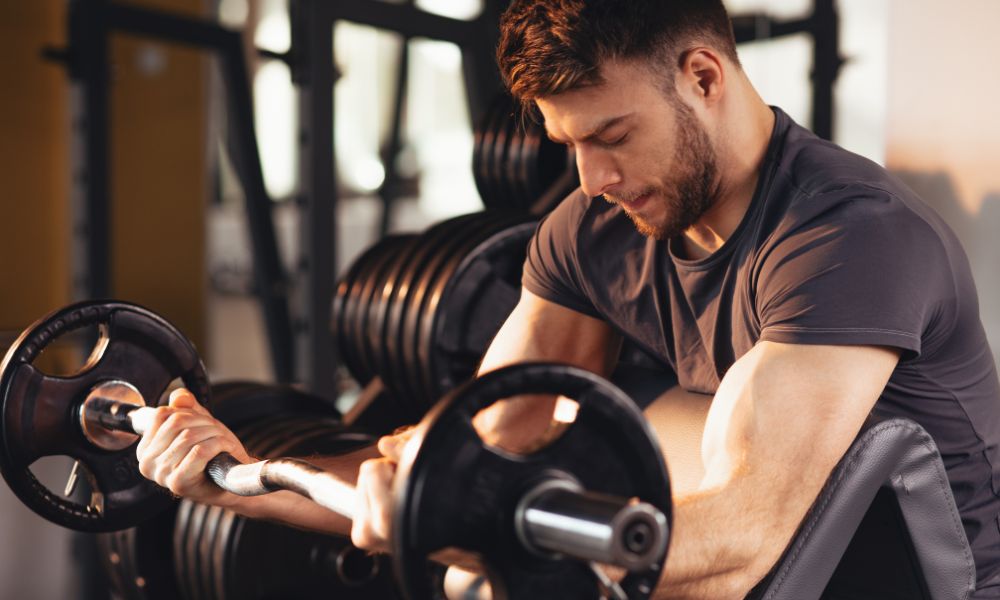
[606,100,720,241]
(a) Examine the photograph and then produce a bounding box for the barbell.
[1,301,673,599]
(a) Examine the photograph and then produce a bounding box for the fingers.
[351,457,395,553]
[135,392,248,505]
[169,387,210,415]
[377,425,417,463]
[165,435,242,496]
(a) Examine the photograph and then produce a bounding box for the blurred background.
[1,0,998,597]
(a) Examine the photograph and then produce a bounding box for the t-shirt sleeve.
[756,188,954,359]
[522,190,602,318]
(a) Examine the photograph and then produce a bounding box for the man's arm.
[471,288,622,447]
[654,341,899,598]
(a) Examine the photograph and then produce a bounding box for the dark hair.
[498,0,740,103]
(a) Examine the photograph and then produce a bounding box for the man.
[137,0,1000,597]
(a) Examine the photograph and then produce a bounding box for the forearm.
[222,444,381,536]
[653,486,763,599]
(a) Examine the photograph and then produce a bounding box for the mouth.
[619,192,651,212]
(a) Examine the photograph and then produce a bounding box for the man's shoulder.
[779,121,904,201]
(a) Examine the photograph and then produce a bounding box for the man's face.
[536,60,720,240]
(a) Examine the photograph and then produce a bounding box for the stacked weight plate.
[333,212,538,419]
[473,92,575,213]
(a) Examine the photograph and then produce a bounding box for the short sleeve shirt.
[523,108,1000,593]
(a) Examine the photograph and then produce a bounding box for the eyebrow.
[546,113,634,145]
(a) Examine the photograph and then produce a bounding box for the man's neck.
[680,100,776,261]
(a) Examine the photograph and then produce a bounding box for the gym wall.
[884,0,1000,362]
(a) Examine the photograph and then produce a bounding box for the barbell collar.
[515,479,669,571]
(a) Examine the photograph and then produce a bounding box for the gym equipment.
[332,212,537,418]
[0,301,210,532]
[473,92,577,214]
[1,301,673,600]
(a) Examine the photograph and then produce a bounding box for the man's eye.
[601,134,628,147]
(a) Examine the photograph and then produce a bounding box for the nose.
[575,147,622,198]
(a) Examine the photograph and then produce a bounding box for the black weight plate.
[509,117,534,211]
[393,363,672,600]
[369,219,470,402]
[208,417,311,600]
[210,381,340,429]
[336,236,415,384]
[472,96,502,210]
[340,237,410,384]
[356,236,421,384]
[490,103,519,210]
[98,504,182,600]
[341,236,411,383]
[414,215,532,406]
[410,215,523,406]
[174,418,271,600]
[426,219,537,401]
[400,214,512,409]
[0,301,211,533]
[186,501,213,600]
[476,96,508,210]
[519,122,544,202]
[383,214,485,411]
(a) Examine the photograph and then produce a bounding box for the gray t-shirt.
[523,107,1000,592]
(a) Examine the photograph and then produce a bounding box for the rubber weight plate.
[405,214,525,410]
[393,363,672,600]
[0,301,211,532]
[419,217,538,405]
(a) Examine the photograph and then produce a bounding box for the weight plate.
[0,301,210,532]
[369,219,469,402]
[402,214,516,409]
[476,96,508,210]
[336,235,415,384]
[491,103,519,210]
[417,217,536,405]
[356,237,420,384]
[385,214,485,412]
[393,363,672,600]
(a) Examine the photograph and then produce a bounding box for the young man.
[137,1,1000,597]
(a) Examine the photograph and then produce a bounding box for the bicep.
[702,341,900,494]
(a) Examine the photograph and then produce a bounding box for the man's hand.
[135,388,252,507]
[350,426,418,553]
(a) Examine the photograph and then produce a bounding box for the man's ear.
[678,47,725,107]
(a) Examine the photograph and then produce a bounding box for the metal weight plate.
[404,214,522,410]
[380,217,471,403]
[0,301,211,532]
[506,117,533,211]
[356,237,421,384]
[216,424,397,600]
[396,214,501,408]
[339,235,416,384]
[369,217,475,402]
[419,218,537,405]
[472,95,505,210]
[385,214,489,412]
[96,504,181,600]
[491,103,519,210]
[476,96,509,210]
[393,363,673,600]
[519,122,544,202]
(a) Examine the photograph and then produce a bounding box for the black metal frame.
[49,0,295,382]
[287,0,506,398]
[732,0,843,140]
